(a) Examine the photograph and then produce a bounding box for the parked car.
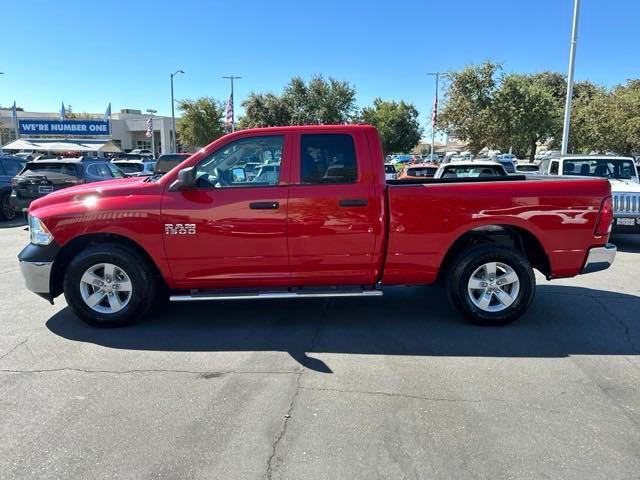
[497,154,518,173]
[434,161,508,179]
[537,155,639,233]
[128,149,154,158]
[384,163,397,181]
[154,153,191,175]
[516,163,540,174]
[0,156,27,220]
[18,125,614,328]
[10,157,125,214]
[397,163,439,180]
[112,159,156,177]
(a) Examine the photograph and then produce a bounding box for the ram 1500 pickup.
[18,125,616,327]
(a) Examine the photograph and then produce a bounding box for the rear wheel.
[0,193,16,221]
[446,245,535,326]
[63,244,157,327]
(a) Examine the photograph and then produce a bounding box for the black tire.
[446,244,535,326]
[63,244,157,327]
[0,193,16,221]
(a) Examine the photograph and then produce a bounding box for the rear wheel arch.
[51,233,167,298]
[437,224,551,282]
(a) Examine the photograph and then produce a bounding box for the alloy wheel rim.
[79,263,133,314]
[467,261,520,313]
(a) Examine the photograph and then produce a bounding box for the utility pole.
[170,70,184,153]
[561,0,581,155]
[222,75,242,132]
[427,72,445,159]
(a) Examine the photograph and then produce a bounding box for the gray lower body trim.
[19,260,53,295]
[170,289,383,302]
[581,243,616,274]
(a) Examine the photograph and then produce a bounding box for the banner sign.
[18,119,110,136]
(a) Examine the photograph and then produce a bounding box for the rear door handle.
[249,201,279,210]
[339,199,368,207]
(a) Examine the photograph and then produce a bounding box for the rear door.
[287,131,382,285]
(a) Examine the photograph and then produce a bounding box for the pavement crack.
[298,385,485,404]
[265,299,330,480]
[0,335,31,363]
[590,295,640,354]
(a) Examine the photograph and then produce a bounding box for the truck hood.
[608,178,640,193]
[29,177,153,213]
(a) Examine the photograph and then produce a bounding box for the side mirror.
[169,166,196,191]
[231,167,246,183]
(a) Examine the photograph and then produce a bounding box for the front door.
[161,134,291,289]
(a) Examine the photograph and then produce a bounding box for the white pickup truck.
[537,155,640,232]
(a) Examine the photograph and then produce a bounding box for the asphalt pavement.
[1,218,640,479]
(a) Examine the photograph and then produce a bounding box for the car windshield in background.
[564,159,637,179]
[114,163,144,174]
[22,162,78,176]
[443,166,503,178]
[406,167,437,177]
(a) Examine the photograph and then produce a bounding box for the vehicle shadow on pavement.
[0,218,27,229]
[46,284,640,372]
[611,234,640,253]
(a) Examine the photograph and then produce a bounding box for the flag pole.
[222,75,242,132]
[427,72,445,159]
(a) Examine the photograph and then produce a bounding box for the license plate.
[616,218,635,226]
[38,185,53,193]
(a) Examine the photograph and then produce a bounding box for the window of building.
[300,134,357,184]
[194,135,284,188]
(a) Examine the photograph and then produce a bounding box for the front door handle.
[249,201,279,210]
[339,199,368,207]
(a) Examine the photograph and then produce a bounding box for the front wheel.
[446,245,535,326]
[63,244,157,327]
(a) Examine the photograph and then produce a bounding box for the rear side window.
[22,162,78,176]
[549,161,559,175]
[106,163,125,178]
[300,134,357,184]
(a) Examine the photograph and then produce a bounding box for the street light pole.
[170,70,184,153]
[427,72,445,159]
[222,75,242,132]
[561,0,581,155]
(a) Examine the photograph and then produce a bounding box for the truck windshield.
[564,159,637,180]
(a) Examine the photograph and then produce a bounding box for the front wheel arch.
[51,233,167,299]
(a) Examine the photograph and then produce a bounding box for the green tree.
[239,75,358,128]
[493,74,562,160]
[360,98,423,154]
[438,62,502,154]
[176,97,225,148]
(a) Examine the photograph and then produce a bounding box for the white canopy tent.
[1,138,121,154]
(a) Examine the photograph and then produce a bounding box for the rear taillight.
[595,196,613,236]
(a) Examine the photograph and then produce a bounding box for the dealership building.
[0,107,178,156]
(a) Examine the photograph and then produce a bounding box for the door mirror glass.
[169,166,196,191]
[231,167,246,183]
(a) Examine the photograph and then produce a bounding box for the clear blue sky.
[1,0,638,135]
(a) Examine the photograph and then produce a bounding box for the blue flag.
[104,102,111,122]
[11,101,16,121]
[60,102,66,121]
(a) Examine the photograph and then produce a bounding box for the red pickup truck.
[19,125,616,327]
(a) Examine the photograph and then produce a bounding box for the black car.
[0,155,27,220]
[10,157,125,214]
[154,153,190,175]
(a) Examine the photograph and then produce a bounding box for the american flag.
[145,117,153,138]
[225,94,233,129]
[431,93,438,127]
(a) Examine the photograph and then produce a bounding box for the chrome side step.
[169,288,383,302]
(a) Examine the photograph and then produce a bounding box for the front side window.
[300,134,357,184]
[194,135,284,188]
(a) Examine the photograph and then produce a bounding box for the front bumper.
[10,192,34,214]
[18,242,60,303]
[581,243,617,274]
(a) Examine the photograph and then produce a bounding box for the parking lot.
[1,219,639,479]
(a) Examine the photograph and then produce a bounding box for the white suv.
[538,155,640,232]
